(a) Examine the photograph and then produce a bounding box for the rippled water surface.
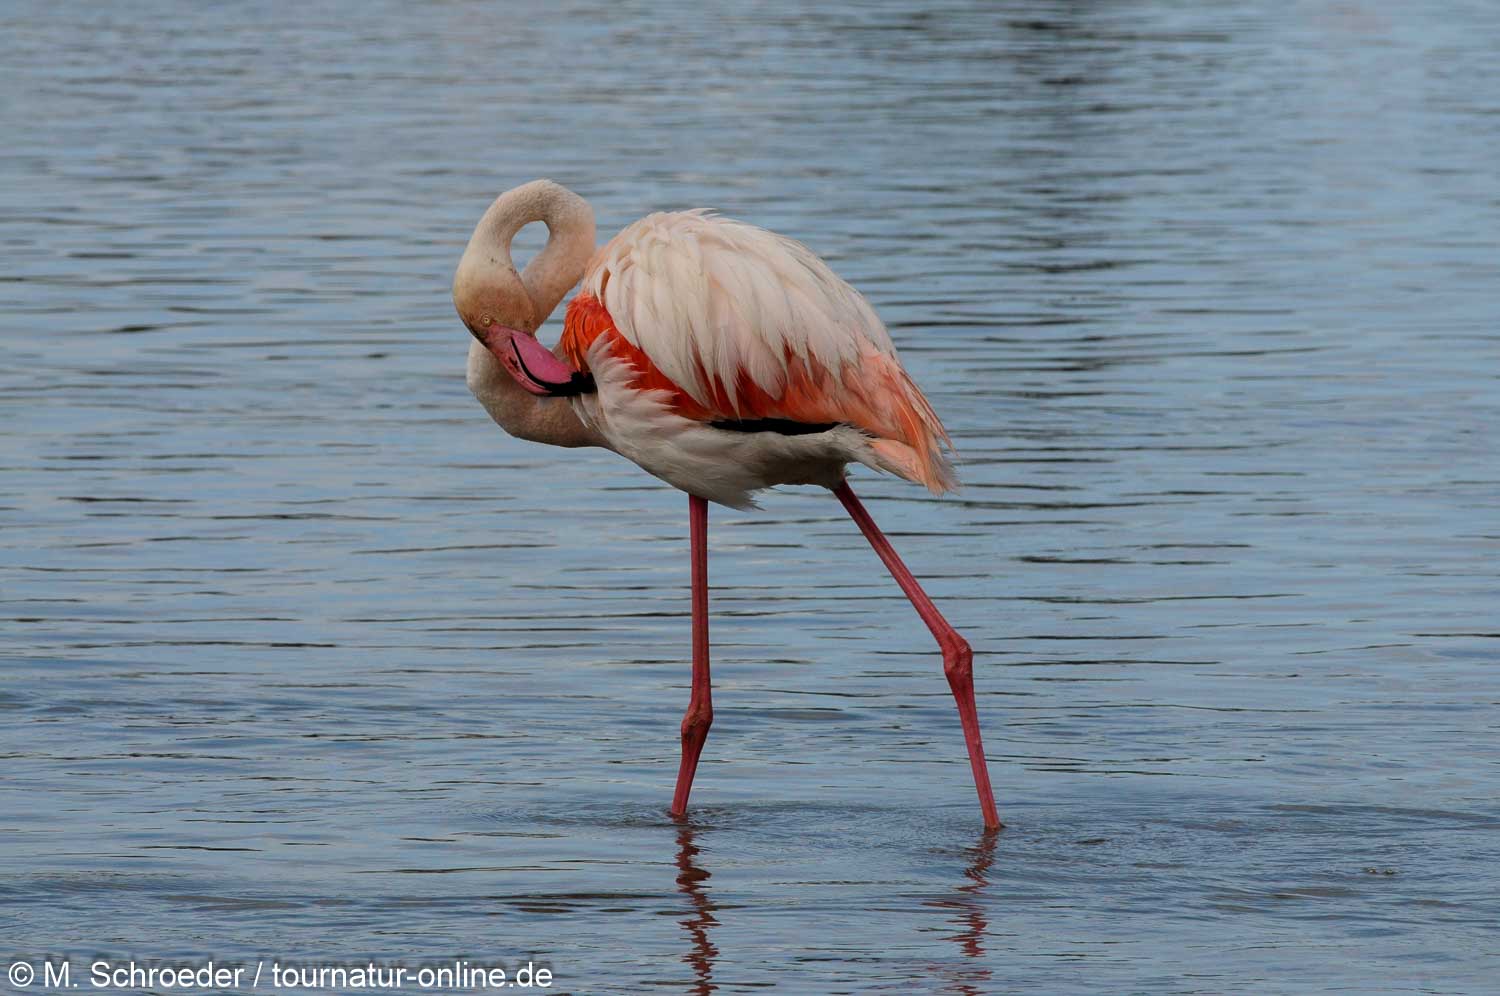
[4,2,1500,993]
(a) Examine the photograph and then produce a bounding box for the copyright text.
[6,958,553,990]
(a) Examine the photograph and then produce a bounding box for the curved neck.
[454,180,596,332]
[453,180,602,450]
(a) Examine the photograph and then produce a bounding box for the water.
[3,1,1498,992]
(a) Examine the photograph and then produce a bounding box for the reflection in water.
[675,822,719,995]
[927,830,1000,994]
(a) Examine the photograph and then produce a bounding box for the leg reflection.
[925,827,1000,993]
[675,822,718,994]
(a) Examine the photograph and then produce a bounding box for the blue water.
[3,2,1499,993]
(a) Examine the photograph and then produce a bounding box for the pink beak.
[475,324,582,397]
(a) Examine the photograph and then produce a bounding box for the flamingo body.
[555,210,957,508]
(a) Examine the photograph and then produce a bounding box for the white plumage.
[582,210,898,414]
[571,334,896,510]
[564,210,956,506]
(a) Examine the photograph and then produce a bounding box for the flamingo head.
[453,179,597,397]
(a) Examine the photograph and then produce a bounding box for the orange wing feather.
[561,293,950,488]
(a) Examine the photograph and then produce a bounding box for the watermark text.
[7,957,553,990]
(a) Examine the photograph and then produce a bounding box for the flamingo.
[453,180,1001,830]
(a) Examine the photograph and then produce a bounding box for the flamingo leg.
[670,494,713,817]
[833,481,1002,830]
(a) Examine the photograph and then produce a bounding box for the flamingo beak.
[473,324,583,397]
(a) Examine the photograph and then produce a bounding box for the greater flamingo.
[452,180,1001,830]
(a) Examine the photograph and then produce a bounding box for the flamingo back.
[560,211,956,494]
